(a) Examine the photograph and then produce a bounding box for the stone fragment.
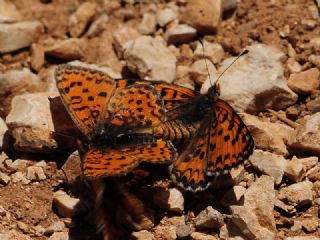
[310,37,320,51]
[190,59,217,85]
[0,0,21,23]
[291,220,302,232]
[53,190,81,217]
[285,156,305,182]
[176,224,193,238]
[153,226,177,240]
[301,19,317,30]
[61,151,81,185]
[0,230,33,240]
[201,44,297,113]
[286,237,320,240]
[220,185,246,206]
[309,55,320,68]
[0,117,7,149]
[194,207,224,229]
[0,21,41,53]
[230,175,276,240]
[45,38,86,60]
[302,219,318,233]
[153,188,184,213]
[275,199,296,214]
[193,41,224,64]
[156,8,177,27]
[278,180,313,208]
[6,92,58,153]
[164,24,197,45]
[306,164,320,181]
[289,113,320,156]
[286,58,302,73]
[44,221,65,236]
[288,68,320,94]
[242,113,293,156]
[131,230,154,240]
[138,12,157,35]
[112,26,140,59]
[48,232,69,240]
[26,166,46,181]
[124,36,177,83]
[298,156,318,171]
[174,65,194,89]
[0,205,6,216]
[0,172,10,185]
[180,0,221,33]
[31,43,45,72]
[85,14,109,37]
[11,171,26,183]
[33,225,45,237]
[10,159,29,172]
[69,2,96,37]
[190,232,218,240]
[17,221,31,234]
[222,0,238,12]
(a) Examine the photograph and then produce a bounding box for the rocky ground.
[0,0,320,239]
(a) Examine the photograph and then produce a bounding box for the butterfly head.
[208,82,220,100]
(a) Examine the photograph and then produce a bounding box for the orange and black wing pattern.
[55,65,115,139]
[170,99,254,191]
[107,84,165,131]
[82,138,177,178]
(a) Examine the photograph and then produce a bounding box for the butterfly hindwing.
[55,65,116,139]
[83,138,177,178]
[205,99,254,175]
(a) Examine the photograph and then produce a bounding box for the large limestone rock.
[124,36,177,83]
[229,175,276,240]
[201,44,298,114]
[0,21,42,53]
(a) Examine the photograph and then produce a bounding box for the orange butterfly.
[55,64,196,178]
[167,83,254,191]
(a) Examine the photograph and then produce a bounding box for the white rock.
[53,190,81,218]
[10,159,29,172]
[194,206,224,229]
[85,14,109,38]
[164,24,197,45]
[138,12,157,35]
[193,41,225,64]
[0,68,41,100]
[190,59,217,85]
[284,156,305,182]
[286,58,302,73]
[48,232,69,240]
[0,117,7,149]
[112,26,140,59]
[124,36,177,83]
[44,221,65,235]
[180,0,221,33]
[45,38,86,60]
[0,0,21,23]
[174,65,194,89]
[278,180,313,208]
[286,236,320,240]
[0,21,42,53]
[297,156,318,171]
[34,160,47,168]
[6,92,59,153]
[190,232,218,240]
[306,164,320,181]
[11,171,26,183]
[230,175,276,240]
[26,166,46,181]
[201,44,298,113]
[242,113,294,156]
[0,171,10,185]
[153,188,184,213]
[289,112,320,156]
[156,8,177,27]
[131,230,154,240]
[68,2,96,37]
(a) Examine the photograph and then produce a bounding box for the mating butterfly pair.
[55,64,254,191]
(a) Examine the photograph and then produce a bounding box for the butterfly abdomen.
[152,120,198,145]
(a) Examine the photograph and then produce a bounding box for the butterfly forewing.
[55,65,116,139]
[205,100,254,175]
[82,139,177,178]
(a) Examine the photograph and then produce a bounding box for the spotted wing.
[55,65,116,139]
[170,99,254,191]
[107,84,166,132]
[205,99,254,175]
[82,139,177,178]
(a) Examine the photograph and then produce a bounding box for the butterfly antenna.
[199,40,214,88]
[215,49,249,85]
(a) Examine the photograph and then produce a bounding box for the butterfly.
[167,83,255,191]
[55,64,197,178]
